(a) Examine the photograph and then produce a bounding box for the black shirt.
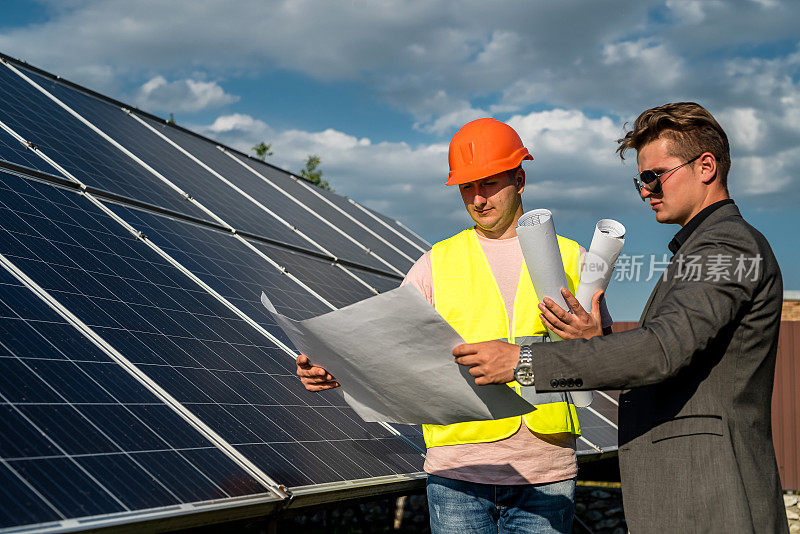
[668,199,735,254]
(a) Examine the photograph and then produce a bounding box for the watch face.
[515,366,535,386]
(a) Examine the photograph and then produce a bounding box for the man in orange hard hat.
[297,118,612,533]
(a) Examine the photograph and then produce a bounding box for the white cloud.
[1,0,799,216]
[602,39,684,87]
[134,76,238,113]
[732,151,795,195]
[665,0,724,24]
[192,108,644,240]
[1,0,798,127]
[717,107,764,152]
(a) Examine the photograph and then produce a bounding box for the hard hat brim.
[446,149,533,186]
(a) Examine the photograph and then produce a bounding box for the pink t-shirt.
[402,230,612,485]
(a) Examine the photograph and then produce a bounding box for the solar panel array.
[0,52,617,532]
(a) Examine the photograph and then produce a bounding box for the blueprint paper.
[569,220,625,407]
[575,219,626,312]
[517,209,571,341]
[261,285,534,425]
[517,210,603,408]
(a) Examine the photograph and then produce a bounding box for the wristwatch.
[514,344,535,386]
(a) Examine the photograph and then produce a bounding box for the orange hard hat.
[446,118,532,186]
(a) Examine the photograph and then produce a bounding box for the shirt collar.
[668,199,735,254]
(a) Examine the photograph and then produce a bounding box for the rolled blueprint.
[575,219,626,312]
[517,209,571,335]
[517,209,591,407]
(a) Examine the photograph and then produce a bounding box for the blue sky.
[1,0,799,320]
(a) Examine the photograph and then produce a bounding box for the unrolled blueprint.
[261,285,534,425]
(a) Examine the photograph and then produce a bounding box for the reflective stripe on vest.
[424,228,582,448]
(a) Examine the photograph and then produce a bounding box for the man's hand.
[539,288,604,340]
[453,341,520,385]
[296,354,339,391]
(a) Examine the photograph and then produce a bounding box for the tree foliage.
[300,154,332,191]
[251,142,273,161]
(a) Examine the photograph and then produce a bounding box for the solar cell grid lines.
[261,163,418,268]
[345,265,402,295]
[226,151,412,274]
[136,114,400,274]
[102,202,335,326]
[25,70,323,256]
[0,61,211,222]
[357,201,433,253]
[0,265,270,530]
[0,121,63,177]
[295,179,426,263]
[0,172,423,491]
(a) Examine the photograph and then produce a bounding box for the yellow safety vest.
[424,228,582,448]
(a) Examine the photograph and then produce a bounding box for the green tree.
[301,154,333,191]
[251,142,273,161]
[168,113,176,124]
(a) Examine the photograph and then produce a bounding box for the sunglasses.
[633,154,701,199]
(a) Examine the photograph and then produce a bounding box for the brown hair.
[617,102,731,189]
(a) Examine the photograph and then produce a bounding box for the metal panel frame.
[126,112,381,296]
[289,176,416,263]
[347,197,429,254]
[221,149,405,277]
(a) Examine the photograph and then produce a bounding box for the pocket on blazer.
[650,415,724,443]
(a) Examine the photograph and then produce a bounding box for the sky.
[1,0,798,320]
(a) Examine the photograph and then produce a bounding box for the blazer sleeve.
[532,229,762,391]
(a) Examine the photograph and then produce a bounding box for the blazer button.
[550,379,559,388]
[575,378,583,387]
[567,378,575,387]
[558,378,567,388]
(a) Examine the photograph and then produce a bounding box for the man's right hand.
[296,354,339,391]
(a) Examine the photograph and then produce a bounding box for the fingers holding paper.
[296,354,339,391]
[453,340,520,385]
[539,288,604,340]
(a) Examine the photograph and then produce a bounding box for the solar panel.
[297,183,426,263]
[101,200,379,339]
[131,115,402,274]
[0,60,210,221]
[25,71,335,257]
[0,262,273,531]
[358,202,433,252]
[0,171,423,493]
[233,155,417,269]
[345,265,403,294]
[0,120,64,177]
[0,51,617,531]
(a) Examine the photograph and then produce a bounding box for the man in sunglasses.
[452,102,787,533]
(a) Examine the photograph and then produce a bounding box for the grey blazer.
[534,204,787,533]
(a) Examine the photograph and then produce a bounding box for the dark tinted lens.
[639,170,658,184]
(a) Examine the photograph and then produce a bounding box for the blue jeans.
[426,474,575,533]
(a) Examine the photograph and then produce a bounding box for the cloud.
[192,108,644,240]
[732,150,795,195]
[2,0,799,125]
[2,0,800,221]
[717,107,765,152]
[665,0,724,24]
[134,75,238,113]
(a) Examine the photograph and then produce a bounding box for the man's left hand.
[539,288,604,340]
[453,341,520,385]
